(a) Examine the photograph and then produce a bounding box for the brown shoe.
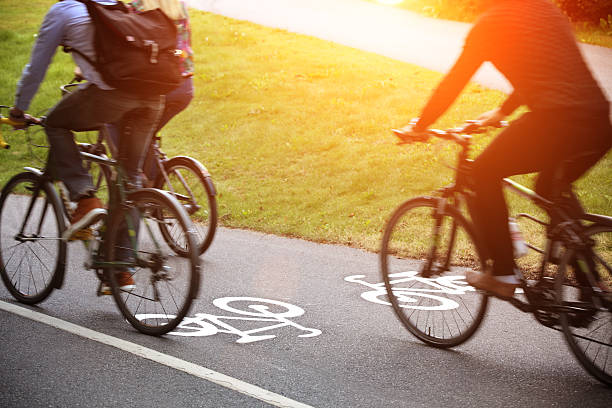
[63,197,106,241]
[98,270,135,296]
[466,271,519,299]
[116,270,135,292]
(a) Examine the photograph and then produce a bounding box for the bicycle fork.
[423,198,457,277]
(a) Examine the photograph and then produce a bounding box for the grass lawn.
[0,0,610,278]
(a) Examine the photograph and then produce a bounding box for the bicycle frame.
[415,127,611,322]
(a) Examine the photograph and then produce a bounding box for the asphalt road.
[1,224,611,407]
[2,1,612,406]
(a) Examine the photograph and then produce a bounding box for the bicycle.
[0,106,201,336]
[380,121,612,386]
[60,81,218,256]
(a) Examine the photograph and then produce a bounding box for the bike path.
[2,219,611,407]
[187,0,612,115]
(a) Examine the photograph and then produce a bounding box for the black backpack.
[69,0,182,96]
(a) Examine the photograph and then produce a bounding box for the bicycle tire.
[155,156,217,256]
[555,223,612,386]
[0,172,66,304]
[380,196,488,348]
[105,188,200,336]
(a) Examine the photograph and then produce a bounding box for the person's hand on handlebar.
[392,118,430,144]
[8,107,41,129]
[475,107,507,128]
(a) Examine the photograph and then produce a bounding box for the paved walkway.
[188,0,612,112]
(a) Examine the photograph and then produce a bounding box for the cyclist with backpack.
[395,0,612,299]
[9,0,179,291]
[107,0,195,185]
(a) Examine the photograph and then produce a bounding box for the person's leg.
[156,77,193,131]
[143,77,194,182]
[468,110,606,278]
[116,103,163,185]
[45,85,150,240]
[113,97,163,269]
[535,110,612,288]
[45,85,146,199]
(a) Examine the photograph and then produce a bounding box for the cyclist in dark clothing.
[397,0,612,298]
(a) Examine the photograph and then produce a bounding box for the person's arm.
[413,44,485,132]
[14,5,66,111]
[473,91,523,128]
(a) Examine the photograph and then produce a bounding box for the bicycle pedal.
[62,208,107,241]
[96,281,112,296]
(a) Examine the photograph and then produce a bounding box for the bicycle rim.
[0,172,66,304]
[157,156,217,255]
[106,189,200,336]
[556,224,612,386]
[380,196,488,348]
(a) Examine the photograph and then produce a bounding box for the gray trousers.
[45,84,163,200]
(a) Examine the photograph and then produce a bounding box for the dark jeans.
[45,84,163,200]
[107,77,194,183]
[468,107,612,276]
[45,84,163,263]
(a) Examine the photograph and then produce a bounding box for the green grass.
[367,0,612,48]
[0,1,610,276]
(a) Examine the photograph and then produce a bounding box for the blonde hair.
[138,0,187,20]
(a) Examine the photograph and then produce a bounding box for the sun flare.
[376,0,404,5]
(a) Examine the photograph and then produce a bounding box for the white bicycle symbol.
[345,271,476,311]
[136,297,322,343]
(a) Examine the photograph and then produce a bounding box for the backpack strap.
[62,0,129,71]
[62,45,96,67]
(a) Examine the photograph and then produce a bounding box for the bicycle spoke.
[557,224,612,386]
[0,172,64,303]
[380,197,487,348]
[107,189,198,335]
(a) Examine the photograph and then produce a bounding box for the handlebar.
[60,77,84,96]
[392,120,508,146]
[0,109,43,150]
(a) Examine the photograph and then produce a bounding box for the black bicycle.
[380,121,612,386]
[61,82,218,257]
[0,107,200,336]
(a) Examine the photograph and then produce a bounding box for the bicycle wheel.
[155,156,217,256]
[105,188,200,336]
[0,172,66,304]
[556,223,612,386]
[380,196,489,348]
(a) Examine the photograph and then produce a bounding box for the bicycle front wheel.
[556,223,612,386]
[380,196,488,348]
[105,188,200,336]
[0,172,66,304]
[156,156,217,256]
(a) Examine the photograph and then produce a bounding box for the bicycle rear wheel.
[0,172,66,304]
[380,196,488,348]
[155,156,217,256]
[556,224,612,386]
[104,188,200,336]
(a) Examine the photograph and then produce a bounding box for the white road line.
[0,300,315,408]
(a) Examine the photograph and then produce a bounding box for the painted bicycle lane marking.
[344,271,476,311]
[137,296,322,343]
[0,300,315,408]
